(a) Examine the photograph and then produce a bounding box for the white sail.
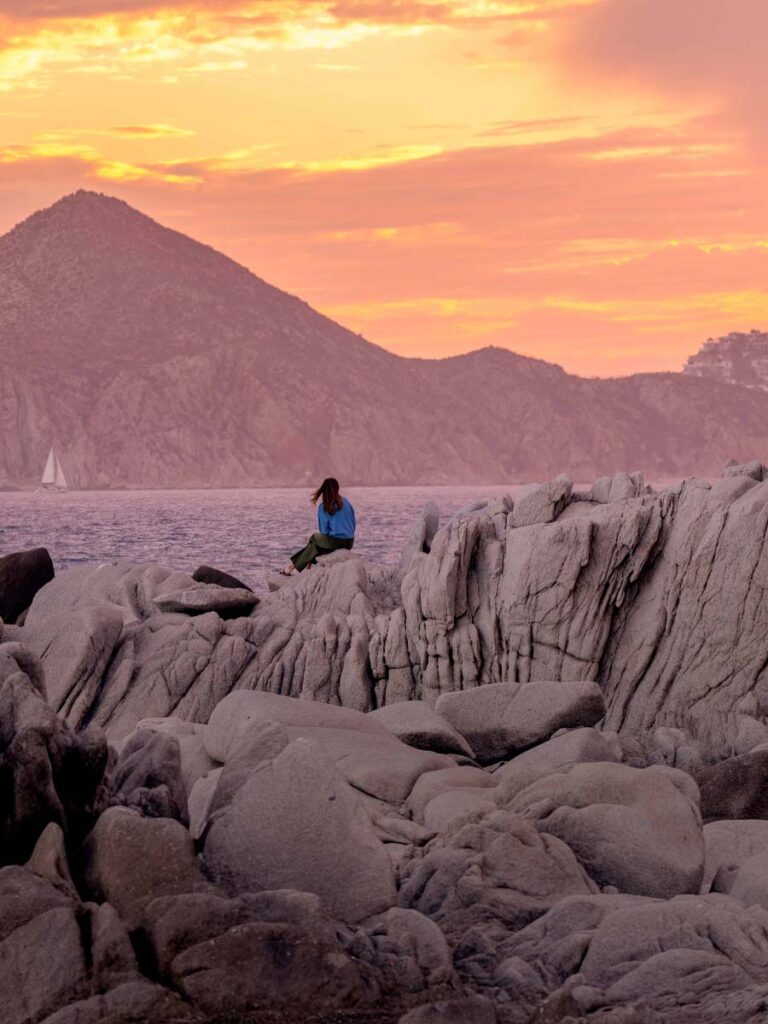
[41,446,69,490]
[54,453,68,489]
[41,447,56,486]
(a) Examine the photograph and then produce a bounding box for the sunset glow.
[2,0,766,375]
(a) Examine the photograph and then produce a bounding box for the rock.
[510,475,572,528]
[422,788,498,832]
[0,864,150,1024]
[729,851,768,909]
[369,700,476,757]
[647,726,703,773]
[20,605,124,725]
[26,562,200,626]
[2,904,90,1024]
[505,763,704,898]
[153,584,258,616]
[723,459,766,481]
[407,766,497,821]
[399,809,598,942]
[436,681,605,763]
[206,720,288,819]
[205,690,454,804]
[188,769,222,840]
[26,823,77,897]
[141,891,376,1018]
[493,727,622,782]
[587,471,646,504]
[203,738,396,922]
[398,996,498,1024]
[40,982,194,1023]
[112,729,188,824]
[0,642,109,863]
[697,750,768,821]
[127,718,217,795]
[504,892,768,1022]
[400,500,441,571]
[702,819,768,893]
[192,564,254,592]
[171,919,374,1017]
[364,907,456,995]
[81,807,211,926]
[0,547,55,624]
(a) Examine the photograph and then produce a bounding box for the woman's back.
[318,496,356,539]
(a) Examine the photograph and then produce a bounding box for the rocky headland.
[684,330,768,391]
[4,191,768,488]
[4,462,768,1022]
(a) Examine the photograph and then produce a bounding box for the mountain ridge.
[3,191,768,488]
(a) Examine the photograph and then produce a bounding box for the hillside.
[2,191,768,487]
[683,330,768,391]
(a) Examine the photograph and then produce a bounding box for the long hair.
[312,477,343,515]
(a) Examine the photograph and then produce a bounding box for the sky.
[0,0,766,377]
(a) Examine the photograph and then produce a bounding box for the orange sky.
[1,0,766,376]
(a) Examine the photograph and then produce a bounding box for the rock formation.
[4,192,768,487]
[6,464,768,1020]
[684,329,768,390]
[11,462,768,754]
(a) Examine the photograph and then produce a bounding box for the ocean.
[0,485,519,592]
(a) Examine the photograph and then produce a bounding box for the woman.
[281,477,356,575]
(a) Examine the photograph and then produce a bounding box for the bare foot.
[279,563,295,576]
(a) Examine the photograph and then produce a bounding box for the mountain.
[683,330,768,391]
[3,190,768,488]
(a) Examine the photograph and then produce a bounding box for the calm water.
[0,486,516,593]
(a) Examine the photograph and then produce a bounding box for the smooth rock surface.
[436,681,605,763]
[203,738,397,922]
[505,762,704,898]
[370,700,476,757]
[81,807,211,926]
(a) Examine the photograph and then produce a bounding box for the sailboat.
[41,446,69,491]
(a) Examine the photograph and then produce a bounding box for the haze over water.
[0,486,515,592]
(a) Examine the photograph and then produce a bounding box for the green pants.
[291,532,354,572]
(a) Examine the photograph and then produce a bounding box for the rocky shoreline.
[3,463,768,1022]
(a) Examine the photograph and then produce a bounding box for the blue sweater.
[318,497,356,539]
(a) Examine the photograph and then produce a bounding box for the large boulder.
[111,729,188,824]
[124,718,217,795]
[399,808,598,943]
[503,892,768,1023]
[81,807,212,926]
[202,738,397,923]
[21,605,124,726]
[697,750,768,821]
[435,681,605,763]
[205,690,454,804]
[406,766,497,821]
[510,475,572,528]
[494,727,622,778]
[0,548,54,624]
[702,819,768,893]
[153,585,258,616]
[0,642,109,863]
[0,865,150,1024]
[504,762,704,898]
[369,700,476,758]
[729,851,768,909]
[141,890,378,1018]
[40,982,194,1024]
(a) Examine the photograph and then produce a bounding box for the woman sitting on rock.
[281,477,356,575]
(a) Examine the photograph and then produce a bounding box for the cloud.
[557,0,768,142]
[109,123,194,137]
